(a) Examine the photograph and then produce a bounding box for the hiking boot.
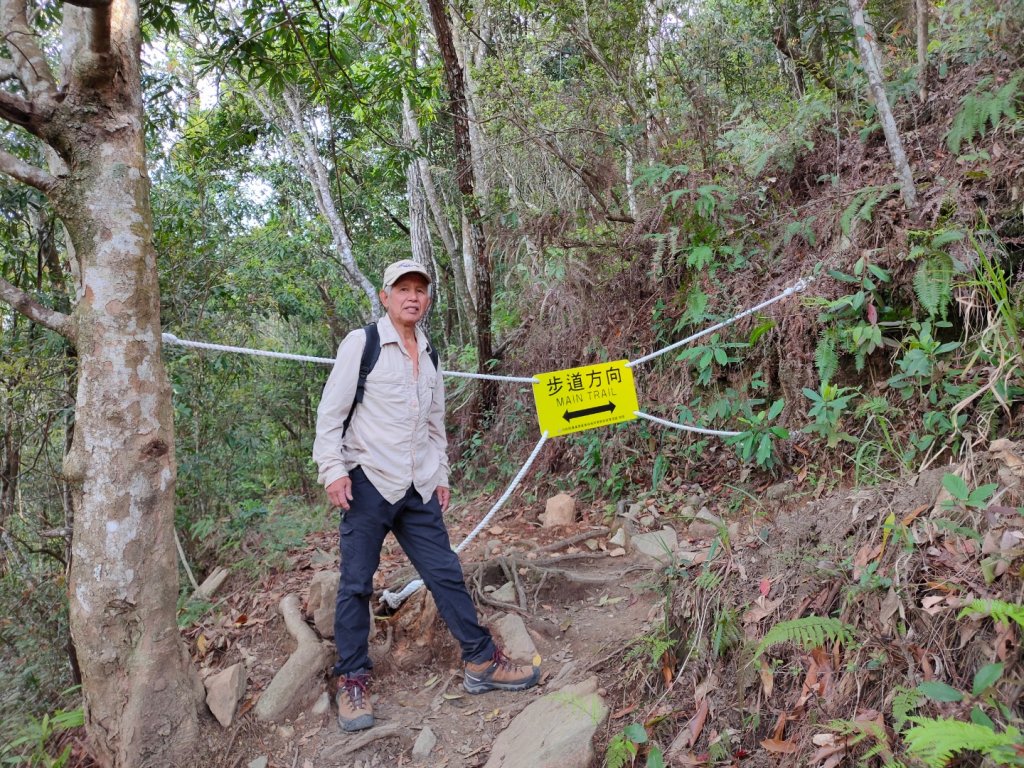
[336,672,373,732]
[464,649,541,694]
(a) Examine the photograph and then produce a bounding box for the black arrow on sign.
[563,401,616,422]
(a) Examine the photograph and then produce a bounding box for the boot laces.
[343,676,368,708]
[493,649,520,671]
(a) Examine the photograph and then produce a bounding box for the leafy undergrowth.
[597,444,1024,768]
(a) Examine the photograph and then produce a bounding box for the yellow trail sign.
[532,360,639,437]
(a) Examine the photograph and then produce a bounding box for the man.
[313,259,540,732]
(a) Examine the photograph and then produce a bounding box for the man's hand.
[327,476,353,510]
[436,486,450,512]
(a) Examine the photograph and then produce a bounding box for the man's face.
[381,273,430,326]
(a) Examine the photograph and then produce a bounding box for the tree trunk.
[916,0,929,103]
[424,0,496,413]
[249,86,381,319]
[0,1,203,764]
[848,0,918,210]
[401,92,474,333]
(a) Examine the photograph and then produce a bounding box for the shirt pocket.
[366,370,414,413]
[416,372,436,419]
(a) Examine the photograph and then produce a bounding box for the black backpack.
[342,322,440,434]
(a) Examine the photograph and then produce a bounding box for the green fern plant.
[711,606,741,659]
[913,253,955,319]
[946,72,1024,155]
[957,598,1024,631]
[815,330,840,384]
[840,184,901,236]
[829,717,904,767]
[754,616,855,658]
[902,718,1023,767]
[891,686,923,732]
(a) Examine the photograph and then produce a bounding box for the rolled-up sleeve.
[313,330,364,488]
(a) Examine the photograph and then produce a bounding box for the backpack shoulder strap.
[342,323,381,435]
[426,337,440,372]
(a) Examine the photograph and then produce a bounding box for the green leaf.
[970,706,996,729]
[624,723,648,744]
[941,473,970,502]
[646,746,666,768]
[972,663,1004,695]
[917,681,964,703]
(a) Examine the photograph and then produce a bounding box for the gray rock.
[695,507,723,527]
[493,614,538,661]
[310,548,336,567]
[412,727,437,759]
[483,677,608,768]
[686,521,720,539]
[764,480,795,500]
[248,758,268,768]
[204,663,247,728]
[630,527,678,564]
[491,582,517,603]
[308,571,340,638]
[541,493,576,527]
[639,514,656,528]
[608,528,628,547]
[311,691,331,716]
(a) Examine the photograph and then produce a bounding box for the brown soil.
[185,435,1024,768]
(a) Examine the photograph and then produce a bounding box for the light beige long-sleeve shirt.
[313,314,449,504]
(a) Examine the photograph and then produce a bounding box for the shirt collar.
[378,313,428,353]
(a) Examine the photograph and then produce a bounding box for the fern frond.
[711,607,741,659]
[828,718,884,746]
[946,72,1024,154]
[891,686,922,733]
[840,185,899,236]
[754,616,854,658]
[815,331,839,384]
[903,718,1022,768]
[914,253,954,319]
[957,598,1024,630]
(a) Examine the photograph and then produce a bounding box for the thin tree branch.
[0,89,39,131]
[0,276,75,340]
[0,146,56,192]
[0,0,58,100]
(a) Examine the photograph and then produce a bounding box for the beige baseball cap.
[382,259,431,288]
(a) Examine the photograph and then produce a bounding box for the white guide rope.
[633,410,741,437]
[162,333,335,365]
[379,430,550,609]
[161,333,538,384]
[626,277,811,369]
[164,278,811,608]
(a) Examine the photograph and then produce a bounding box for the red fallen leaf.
[761,738,798,754]
[867,302,878,325]
[234,614,248,626]
[733,748,750,758]
[612,702,639,719]
[688,698,710,746]
[758,578,771,597]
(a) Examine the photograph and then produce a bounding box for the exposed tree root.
[323,722,405,759]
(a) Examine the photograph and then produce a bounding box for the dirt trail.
[192,500,667,768]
